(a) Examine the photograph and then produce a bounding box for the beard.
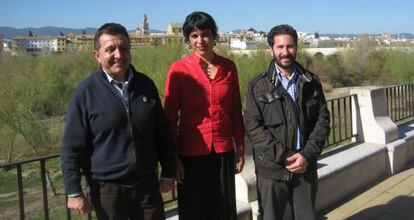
[271,48,296,70]
[274,54,295,70]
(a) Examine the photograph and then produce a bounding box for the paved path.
[319,162,414,220]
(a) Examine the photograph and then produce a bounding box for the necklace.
[207,64,214,77]
[201,62,217,79]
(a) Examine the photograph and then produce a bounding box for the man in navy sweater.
[61,23,176,220]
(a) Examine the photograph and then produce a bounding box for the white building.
[298,31,310,40]
[2,39,12,52]
[166,23,182,35]
[0,33,3,51]
[12,36,66,53]
[230,39,258,50]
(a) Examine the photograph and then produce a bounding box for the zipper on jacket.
[100,70,137,165]
[288,97,299,151]
[276,84,297,151]
[296,78,307,149]
[268,75,296,151]
[126,106,136,164]
[126,91,137,165]
[280,101,290,152]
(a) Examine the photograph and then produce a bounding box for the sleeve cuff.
[67,192,83,198]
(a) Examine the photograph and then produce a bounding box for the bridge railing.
[0,153,71,220]
[0,154,177,220]
[325,94,358,149]
[385,83,414,123]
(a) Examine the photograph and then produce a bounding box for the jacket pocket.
[253,139,286,169]
[253,90,287,167]
[256,90,285,127]
[256,90,281,104]
[305,90,320,119]
[254,144,275,169]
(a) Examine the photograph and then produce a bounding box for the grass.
[0,156,66,219]
[0,186,74,220]
[0,170,18,194]
[0,177,178,220]
[0,154,178,219]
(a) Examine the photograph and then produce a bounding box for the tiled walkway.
[319,162,414,220]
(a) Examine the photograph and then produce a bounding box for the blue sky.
[1,0,413,34]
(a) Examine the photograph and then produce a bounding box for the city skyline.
[1,0,414,34]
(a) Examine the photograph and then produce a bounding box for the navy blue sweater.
[61,66,176,194]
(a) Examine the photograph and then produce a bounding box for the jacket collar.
[264,59,312,86]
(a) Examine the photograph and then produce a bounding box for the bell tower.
[142,14,149,35]
[135,14,150,36]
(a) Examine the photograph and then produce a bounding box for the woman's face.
[188,28,215,57]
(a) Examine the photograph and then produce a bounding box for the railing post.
[351,94,362,143]
[16,164,25,220]
[40,160,49,220]
[331,101,336,143]
[65,194,72,220]
[0,154,61,220]
[350,87,398,144]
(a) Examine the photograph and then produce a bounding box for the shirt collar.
[275,64,298,83]
[103,68,133,84]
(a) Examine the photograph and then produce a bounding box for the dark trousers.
[178,150,237,220]
[257,170,318,220]
[89,173,165,220]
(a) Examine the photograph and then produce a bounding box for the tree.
[325,54,349,87]
[0,54,57,194]
[28,30,33,37]
[354,34,377,77]
[314,31,320,39]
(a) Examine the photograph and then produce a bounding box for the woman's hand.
[175,157,185,184]
[159,179,176,193]
[234,149,245,174]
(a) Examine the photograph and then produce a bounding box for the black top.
[61,65,176,194]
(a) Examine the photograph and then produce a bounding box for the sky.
[1,0,413,34]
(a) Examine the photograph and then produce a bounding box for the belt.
[89,172,156,189]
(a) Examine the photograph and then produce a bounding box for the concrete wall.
[316,143,388,211]
[303,47,348,56]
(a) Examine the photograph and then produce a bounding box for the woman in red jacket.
[164,11,245,220]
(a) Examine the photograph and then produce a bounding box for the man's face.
[271,34,297,70]
[93,33,131,79]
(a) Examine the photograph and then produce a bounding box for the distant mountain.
[320,34,359,38]
[0,26,97,38]
[320,33,414,39]
[0,26,164,38]
[149,29,164,33]
[1,26,412,39]
[231,29,243,34]
[393,33,414,39]
[230,29,265,34]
